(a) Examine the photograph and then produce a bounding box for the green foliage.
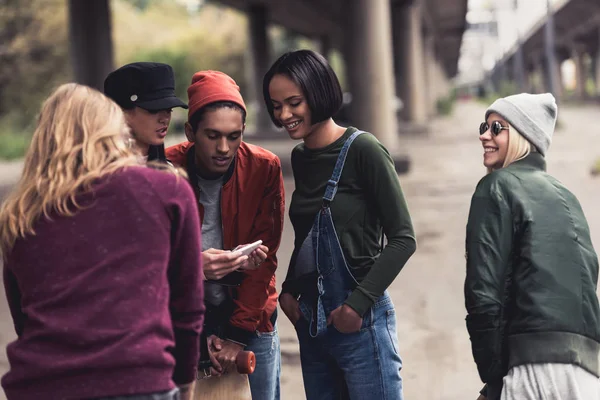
[0,0,70,123]
[0,0,253,159]
[478,80,519,105]
[0,114,32,160]
[113,1,249,98]
[592,158,600,177]
[0,0,348,159]
[121,0,153,10]
[436,97,454,116]
[435,88,457,116]
[585,78,596,97]
[0,131,30,160]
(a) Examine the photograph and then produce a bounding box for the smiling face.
[185,107,244,179]
[123,107,172,153]
[268,74,315,141]
[479,112,510,170]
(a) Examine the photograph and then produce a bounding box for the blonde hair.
[487,123,534,174]
[0,83,143,260]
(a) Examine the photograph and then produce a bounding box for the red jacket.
[166,141,284,344]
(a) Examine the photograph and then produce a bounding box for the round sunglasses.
[479,121,509,136]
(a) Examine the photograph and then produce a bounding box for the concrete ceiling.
[498,0,600,69]
[424,0,468,77]
[211,0,467,77]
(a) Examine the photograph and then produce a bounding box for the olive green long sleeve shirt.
[285,127,416,316]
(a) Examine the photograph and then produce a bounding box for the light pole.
[544,0,559,98]
[513,0,526,89]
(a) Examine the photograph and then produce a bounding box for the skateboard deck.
[194,370,252,400]
[194,350,255,400]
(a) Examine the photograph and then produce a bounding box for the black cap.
[104,62,188,111]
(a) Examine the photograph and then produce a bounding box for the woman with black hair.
[263,49,416,399]
[104,62,188,163]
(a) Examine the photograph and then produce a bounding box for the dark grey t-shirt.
[197,175,224,252]
[197,175,226,306]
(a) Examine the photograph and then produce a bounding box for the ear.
[241,123,246,136]
[184,122,195,143]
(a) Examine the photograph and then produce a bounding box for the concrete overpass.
[68,0,467,150]
[487,0,600,101]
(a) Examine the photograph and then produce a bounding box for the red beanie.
[187,70,246,119]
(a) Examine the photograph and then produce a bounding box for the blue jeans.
[246,324,281,400]
[295,294,403,400]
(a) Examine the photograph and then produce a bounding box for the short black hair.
[262,49,343,128]
[188,101,247,133]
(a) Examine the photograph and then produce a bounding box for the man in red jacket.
[166,70,284,399]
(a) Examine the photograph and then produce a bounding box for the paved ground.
[0,100,599,399]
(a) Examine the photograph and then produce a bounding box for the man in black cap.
[104,62,187,162]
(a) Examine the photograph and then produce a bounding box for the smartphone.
[233,240,263,257]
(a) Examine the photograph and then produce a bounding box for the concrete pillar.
[492,67,502,93]
[392,1,427,125]
[344,0,398,151]
[513,49,526,89]
[544,53,563,101]
[506,57,516,83]
[527,68,537,93]
[68,0,114,91]
[595,52,600,97]
[424,34,437,116]
[438,62,450,99]
[531,53,546,93]
[430,60,450,110]
[500,61,509,85]
[572,45,587,100]
[247,4,272,135]
[489,69,499,93]
[595,28,600,96]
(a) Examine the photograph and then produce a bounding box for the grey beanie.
[485,93,557,156]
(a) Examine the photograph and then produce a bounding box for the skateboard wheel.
[236,350,256,374]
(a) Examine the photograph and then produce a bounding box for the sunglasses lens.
[492,121,503,135]
[479,122,488,135]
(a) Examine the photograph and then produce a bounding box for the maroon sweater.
[1,167,205,400]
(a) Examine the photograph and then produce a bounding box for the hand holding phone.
[233,241,269,271]
[202,248,249,281]
[233,240,263,257]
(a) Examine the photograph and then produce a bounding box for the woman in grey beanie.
[464,93,600,400]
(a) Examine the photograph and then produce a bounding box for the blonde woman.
[0,84,204,400]
[465,93,600,400]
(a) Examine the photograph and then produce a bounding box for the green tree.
[113,1,249,97]
[122,0,153,10]
[0,0,70,125]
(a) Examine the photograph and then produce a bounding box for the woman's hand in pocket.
[328,304,362,333]
[279,293,301,325]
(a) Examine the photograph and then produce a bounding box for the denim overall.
[294,130,404,400]
[298,130,362,337]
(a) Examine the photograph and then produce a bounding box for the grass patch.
[592,158,600,177]
[477,81,520,106]
[436,96,455,116]
[0,113,33,161]
[0,131,30,161]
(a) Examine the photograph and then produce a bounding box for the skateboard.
[194,350,256,400]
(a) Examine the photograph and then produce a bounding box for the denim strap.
[323,130,364,204]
